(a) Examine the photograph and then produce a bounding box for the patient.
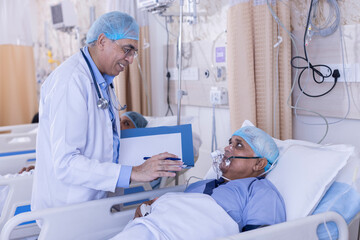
[112,126,286,239]
[120,111,148,130]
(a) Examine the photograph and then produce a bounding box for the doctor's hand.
[130,152,183,182]
[134,197,158,219]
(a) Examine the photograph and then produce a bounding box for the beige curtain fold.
[0,45,38,126]
[114,25,151,116]
[227,1,292,139]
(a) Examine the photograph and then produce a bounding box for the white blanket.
[111,192,239,240]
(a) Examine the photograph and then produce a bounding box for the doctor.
[31,11,183,212]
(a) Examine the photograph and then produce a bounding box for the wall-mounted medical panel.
[166,40,228,108]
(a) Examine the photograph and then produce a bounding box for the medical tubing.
[273,22,281,139]
[165,16,174,116]
[322,183,353,240]
[266,0,329,143]
[211,103,217,152]
[185,176,202,188]
[309,0,340,38]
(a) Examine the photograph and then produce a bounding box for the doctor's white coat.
[31,51,123,212]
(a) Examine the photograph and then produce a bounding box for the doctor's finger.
[156,171,176,178]
[157,165,182,172]
[160,159,183,165]
[154,152,179,160]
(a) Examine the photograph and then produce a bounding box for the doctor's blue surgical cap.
[232,126,279,172]
[122,112,148,128]
[86,11,139,44]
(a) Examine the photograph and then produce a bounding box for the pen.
[143,157,181,160]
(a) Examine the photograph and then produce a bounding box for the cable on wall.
[291,0,340,99]
[266,0,329,143]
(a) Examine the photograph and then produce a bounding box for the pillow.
[144,116,202,161]
[313,181,360,240]
[241,120,355,221]
[267,143,354,221]
[313,151,360,239]
[145,116,194,128]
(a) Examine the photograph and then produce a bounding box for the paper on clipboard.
[118,124,194,167]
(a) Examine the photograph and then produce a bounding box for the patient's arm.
[134,198,158,219]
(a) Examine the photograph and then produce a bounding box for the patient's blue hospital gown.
[185,177,286,231]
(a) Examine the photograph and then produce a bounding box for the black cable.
[290,0,338,98]
[297,67,339,97]
[165,16,174,116]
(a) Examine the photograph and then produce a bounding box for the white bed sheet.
[111,192,239,240]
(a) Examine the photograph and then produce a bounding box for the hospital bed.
[0,173,155,240]
[0,175,40,239]
[2,134,359,240]
[0,124,38,135]
[0,124,37,175]
[1,185,186,240]
[0,154,36,175]
[0,123,37,154]
[0,184,356,240]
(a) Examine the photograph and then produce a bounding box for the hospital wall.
[291,0,360,151]
[148,1,231,181]
[24,0,360,181]
[149,0,360,181]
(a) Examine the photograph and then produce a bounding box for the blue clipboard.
[119,124,194,167]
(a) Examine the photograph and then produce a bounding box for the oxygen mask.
[211,149,231,179]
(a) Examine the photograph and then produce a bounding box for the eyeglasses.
[113,41,138,58]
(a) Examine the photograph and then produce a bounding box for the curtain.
[107,0,152,116]
[227,0,292,139]
[0,45,38,126]
[0,0,38,126]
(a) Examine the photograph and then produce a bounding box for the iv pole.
[175,0,187,185]
[176,0,187,126]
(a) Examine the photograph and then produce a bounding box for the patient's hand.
[18,165,35,174]
[134,198,158,219]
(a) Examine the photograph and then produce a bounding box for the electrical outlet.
[320,63,359,83]
[210,87,228,105]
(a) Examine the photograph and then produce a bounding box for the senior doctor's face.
[220,136,267,180]
[89,33,138,76]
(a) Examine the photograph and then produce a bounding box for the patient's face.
[220,136,259,180]
[120,116,136,130]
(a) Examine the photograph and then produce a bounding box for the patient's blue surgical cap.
[122,111,148,128]
[232,126,279,172]
[86,11,139,44]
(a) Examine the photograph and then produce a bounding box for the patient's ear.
[253,158,267,172]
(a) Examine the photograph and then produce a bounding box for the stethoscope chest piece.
[97,98,109,110]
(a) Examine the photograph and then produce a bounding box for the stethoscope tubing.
[80,48,126,111]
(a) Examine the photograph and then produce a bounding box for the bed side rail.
[1,184,186,240]
[218,211,348,240]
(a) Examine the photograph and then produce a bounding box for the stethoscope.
[80,48,127,111]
